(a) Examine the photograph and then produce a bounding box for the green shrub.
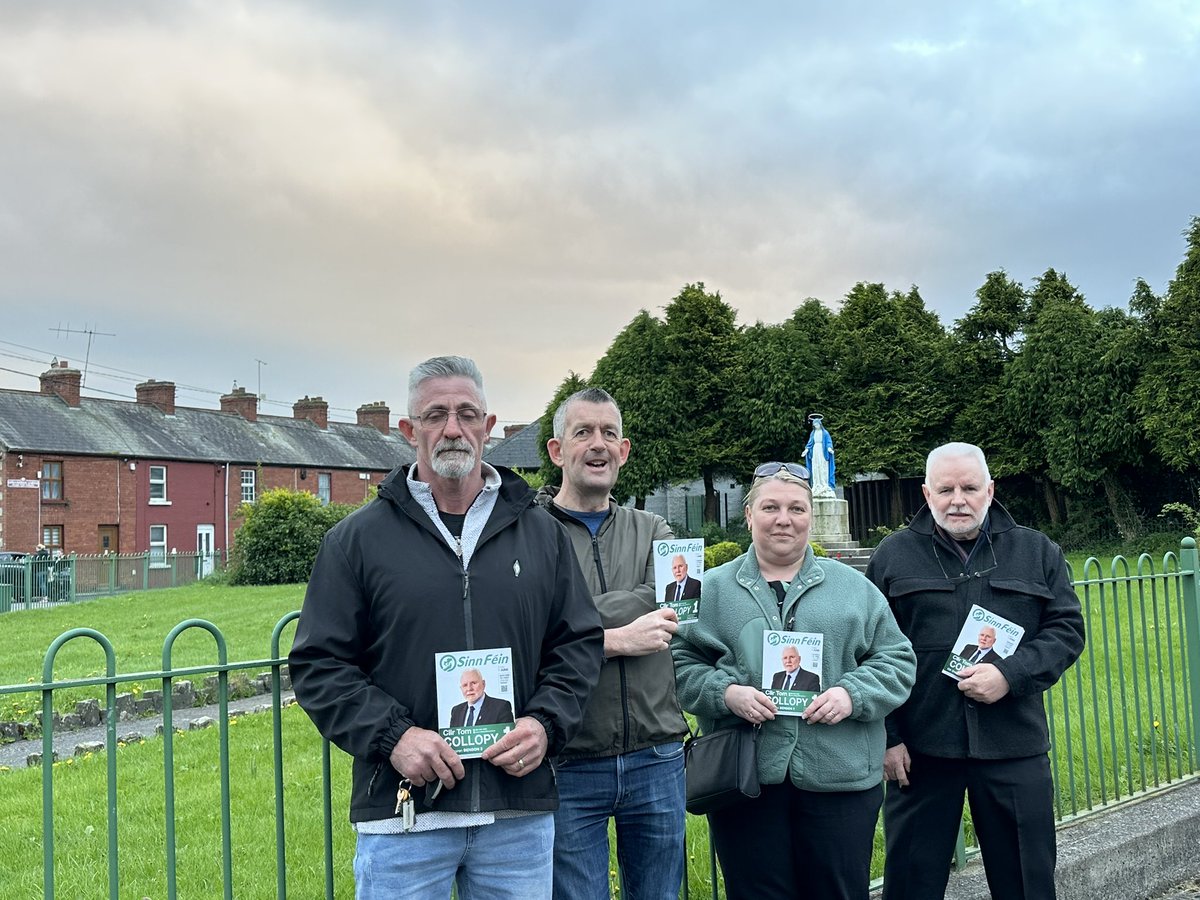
[864,525,900,548]
[810,541,827,557]
[671,520,752,552]
[704,541,743,569]
[228,489,357,585]
[517,470,546,491]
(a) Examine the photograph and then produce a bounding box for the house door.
[98,525,119,554]
[196,525,216,578]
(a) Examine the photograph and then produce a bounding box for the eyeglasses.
[412,406,486,428]
[753,462,810,480]
[932,529,999,584]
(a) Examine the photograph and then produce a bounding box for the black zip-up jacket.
[866,501,1085,759]
[289,465,604,823]
[536,487,689,758]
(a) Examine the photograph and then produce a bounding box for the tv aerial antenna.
[49,323,116,387]
[255,358,268,401]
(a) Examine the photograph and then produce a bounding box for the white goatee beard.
[431,439,476,479]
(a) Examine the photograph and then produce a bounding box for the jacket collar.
[735,543,824,592]
[535,484,617,531]
[378,462,534,519]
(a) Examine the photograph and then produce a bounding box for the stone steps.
[822,546,875,572]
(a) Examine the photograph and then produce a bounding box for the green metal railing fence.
[0,539,1197,898]
[0,552,223,612]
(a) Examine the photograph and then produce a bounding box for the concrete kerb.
[924,778,1200,900]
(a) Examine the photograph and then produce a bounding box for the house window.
[318,472,331,506]
[241,469,256,503]
[43,526,63,552]
[42,461,63,500]
[149,465,169,503]
[150,525,167,565]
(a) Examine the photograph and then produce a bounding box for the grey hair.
[407,356,486,415]
[552,387,623,440]
[743,468,812,511]
[925,442,991,484]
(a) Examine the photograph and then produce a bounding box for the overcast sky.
[1,2,1197,432]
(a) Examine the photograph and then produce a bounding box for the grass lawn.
[0,582,304,723]
[1,703,355,899]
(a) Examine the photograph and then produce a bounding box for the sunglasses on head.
[753,462,810,480]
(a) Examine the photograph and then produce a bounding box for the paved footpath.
[0,690,295,770]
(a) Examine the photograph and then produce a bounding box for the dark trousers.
[707,780,883,900]
[882,753,1056,900]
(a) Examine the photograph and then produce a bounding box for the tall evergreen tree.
[590,310,675,505]
[1005,269,1146,538]
[828,282,953,522]
[662,283,751,522]
[738,300,837,467]
[952,271,1028,474]
[1135,216,1200,470]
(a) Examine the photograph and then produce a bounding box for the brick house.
[0,361,415,560]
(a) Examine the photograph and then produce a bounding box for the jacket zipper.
[589,531,632,754]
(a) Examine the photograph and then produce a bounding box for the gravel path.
[0,690,295,769]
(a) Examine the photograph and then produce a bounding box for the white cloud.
[0,1,1196,421]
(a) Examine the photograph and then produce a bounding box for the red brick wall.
[2,454,138,554]
[2,454,394,555]
[250,465,388,507]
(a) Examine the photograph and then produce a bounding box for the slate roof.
[483,420,543,469]
[0,389,416,470]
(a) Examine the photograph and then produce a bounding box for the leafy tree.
[1136,216,1200,470]
[1004,270,1146,538]
[229,488,356,585]
[661,283,752,522]
[535,371,589,488]
[591,310,676,506]
[827,283,953,522]
[952,271,1028,474]
[955,269,1028,356]
[738,300,838,466]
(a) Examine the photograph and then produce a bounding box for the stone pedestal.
[811,497,852,545]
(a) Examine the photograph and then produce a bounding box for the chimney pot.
[356,401,391,435]
[135,379,176,415]
[220,386,259,422]
[294,395,329,429]
[40,361,82,407]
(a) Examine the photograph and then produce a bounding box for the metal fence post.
[1179,537,1200,769]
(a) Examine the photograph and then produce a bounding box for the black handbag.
[683,723,761,815]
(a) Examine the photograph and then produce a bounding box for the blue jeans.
[552,741,686,900]
[354,813,553,900]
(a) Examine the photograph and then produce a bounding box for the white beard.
[431,439,476,479]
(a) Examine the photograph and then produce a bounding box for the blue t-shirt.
[562,507,609,537]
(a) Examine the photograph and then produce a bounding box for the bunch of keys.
[395,779,416,832]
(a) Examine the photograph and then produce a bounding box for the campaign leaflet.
[760,630,824,716]
[942,604,1026,681]
[435,648,516,759]
[653,538,705,624]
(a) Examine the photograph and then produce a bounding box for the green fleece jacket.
[673,547,915,792]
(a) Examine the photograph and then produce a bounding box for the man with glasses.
[537,387,689,900]
[866,442,1084,900]
[290,356,603,900]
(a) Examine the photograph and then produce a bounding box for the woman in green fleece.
[673,463,915,900]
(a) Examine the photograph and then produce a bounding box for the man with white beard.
[866,442,1084,900]
[290,355,603,900]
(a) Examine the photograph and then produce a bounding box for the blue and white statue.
[804,414,836,498]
